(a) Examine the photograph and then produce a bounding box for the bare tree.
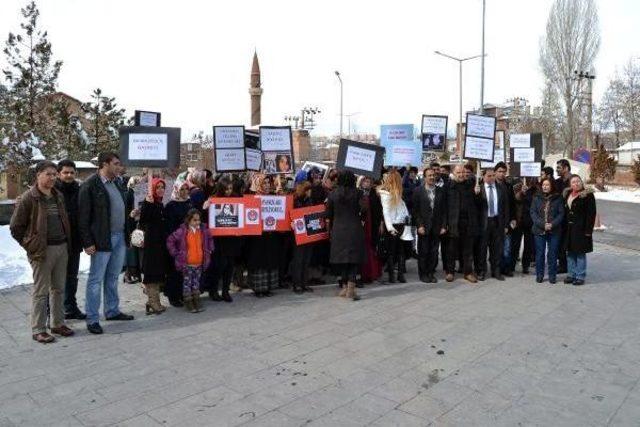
[620,59,640,141]
[597,76,626,147]
[539,0,600,156]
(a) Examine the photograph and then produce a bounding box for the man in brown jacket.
[10,160,75,343]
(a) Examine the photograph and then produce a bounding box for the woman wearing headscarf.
[307,167,330,284]
[245,174,281,297]
[139,178,169,314]
[187,169,208,220]
[358,176,383,284]
[163,179,193,306]
[290,180,315,293]
[326,170,366,301]
[378,170,413,283]
[562,174,596,286]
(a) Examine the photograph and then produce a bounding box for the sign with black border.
[259,126,295,174]
[463,113,496,162]
[509,133,543,177]
[421,115,448,152]
[134,110,161,127]
[336,139,385,180]
[213,125,246,172]
[119,126,180,168]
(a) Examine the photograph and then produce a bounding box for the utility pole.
[335,71,343,138]
[480,0,486,114]
[572,70,596,150]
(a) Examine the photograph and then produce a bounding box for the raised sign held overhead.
[260,126,295,175]
[134,110,161,127]
[214,125,246,172]
[480,130,506,169]
[336,139,385,180]
[380,124,421,167]
[421,115,448,151]
[119,126,181,168]
[509,133,543,177]
[463,113,496,162]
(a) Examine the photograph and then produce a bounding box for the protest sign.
[301,161,329,177]
[291,205,329,245]
[519,162,542,177]
[463,114,496,162]
[134,110,161,127]
[509,133,543,176]
[384,140,422,167]
[256,195,293,232]
[245,148,262,171]
[213,126,246,172]
[480,130,506,169]
[259,126,294,174]
[208,196,262,236]
[336,139,385,180]
[509,133,531,148]
[421,115,448,151]
[119,126,181,168]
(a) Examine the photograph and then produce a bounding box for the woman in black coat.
[139,178,169,314]
[163,181,193,306]
[563,175,596,286]
[326,170,366,301]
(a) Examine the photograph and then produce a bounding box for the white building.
[615,141,640,166]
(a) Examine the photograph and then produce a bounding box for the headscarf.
[151,178,166,204]
[127,175,142,191]
[187,169,206,189]
[249,173,266,194]
[171,177,189,201]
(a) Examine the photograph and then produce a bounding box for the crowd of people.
[10,152,597,344]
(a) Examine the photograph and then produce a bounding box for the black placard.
[259,126,295,175]
[213,125,246,172]
[134,110,161,127]
[119,126,181,168]
[509,133,543,177]
[336,139,385,180]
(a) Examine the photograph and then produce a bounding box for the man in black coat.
[494,162,517,276]
[54,160,86,320]
[412,167,447,283]
[78,152,134,335]
[445,164,479,283]
[554,159,572,273]
[475,169,510,281]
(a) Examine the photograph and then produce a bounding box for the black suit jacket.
[412,185,447,235]
[477,182,509,232]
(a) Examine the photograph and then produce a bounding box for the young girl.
[166,209,214,313]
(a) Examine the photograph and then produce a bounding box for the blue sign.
[380,124,421,166]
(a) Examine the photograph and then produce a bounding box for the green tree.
[589,143,617,189]
[82,88,126,157]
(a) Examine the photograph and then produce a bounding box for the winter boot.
[183,297,196,313]
[345,282,361,301]
[192,292,204,312]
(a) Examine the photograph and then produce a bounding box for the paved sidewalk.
[1,242,639,426]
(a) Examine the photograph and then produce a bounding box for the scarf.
[151,178,165,203]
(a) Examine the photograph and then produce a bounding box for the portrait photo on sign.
[214,203,241,228]
[263,152,293,174]
[421,133,445,150]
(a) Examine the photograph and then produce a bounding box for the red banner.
[208,196,262,236]
[255,195,293,232]
[290,205,329,245]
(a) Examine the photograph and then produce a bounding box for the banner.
[291,205,329,245]
[119,126,181,168]
[260,126,295,174]
[463,114,496,162]
[208,196,262,236]
[255,195,293,232]
[421,115,448,151]
[336,139,385,180]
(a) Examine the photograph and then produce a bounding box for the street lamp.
[335,71,343,138]
[434,50,486,152]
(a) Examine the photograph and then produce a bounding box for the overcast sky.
[0,0,638,140]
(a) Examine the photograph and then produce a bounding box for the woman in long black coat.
[139,178,169,314]
[163,180,193,306]
[563,175,596,286]
[326,170,366,301]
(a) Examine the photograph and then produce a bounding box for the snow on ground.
[0,225,90,290]
[594,186,640,204]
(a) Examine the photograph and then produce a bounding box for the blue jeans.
[534,233,560,281]
[85,232,126,324]
[501,234,512,272]
[567,252,587,280]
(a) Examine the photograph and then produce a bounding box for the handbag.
[130,228,145,248]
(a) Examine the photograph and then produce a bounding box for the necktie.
[488,185,495,217]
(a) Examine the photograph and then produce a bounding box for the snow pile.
[0,225,91,290]
[594,187,640,204]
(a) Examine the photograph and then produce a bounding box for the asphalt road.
[594,199,640,251]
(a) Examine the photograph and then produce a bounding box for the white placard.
[260,127,291,152]
[421,116,447,134]
[128,133,168,161]
[510,133,531,148]
[466,115,495,139]
[496,131,505,149]
[214,126,244,149]
[481,149,505,169]
[386,141,422,167]
[345,145,376,171]
[245,148,262,171]
[139,112,159,127]
[520,162,541,177]
[513,148,535,163]
[215,148,245,171]
[258,196,287,220]
[464,136,495,161]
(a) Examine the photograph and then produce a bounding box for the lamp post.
[480,0,486,113]
[434,50,485,152]
[335,71,343,138]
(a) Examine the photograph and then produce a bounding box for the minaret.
[249,51,263,126]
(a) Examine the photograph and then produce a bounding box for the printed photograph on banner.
[128,133,168,161]
[421,133,445,151]
[213,203,243,228]
[259,126,292,152]
[421,115,447,151]
[214,126,245,149]
[345,145,376,172]
[301,161,329,175]
[215,148,246,171]
[263,152,293,174]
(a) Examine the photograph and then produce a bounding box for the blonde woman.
[378,170,413,283]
